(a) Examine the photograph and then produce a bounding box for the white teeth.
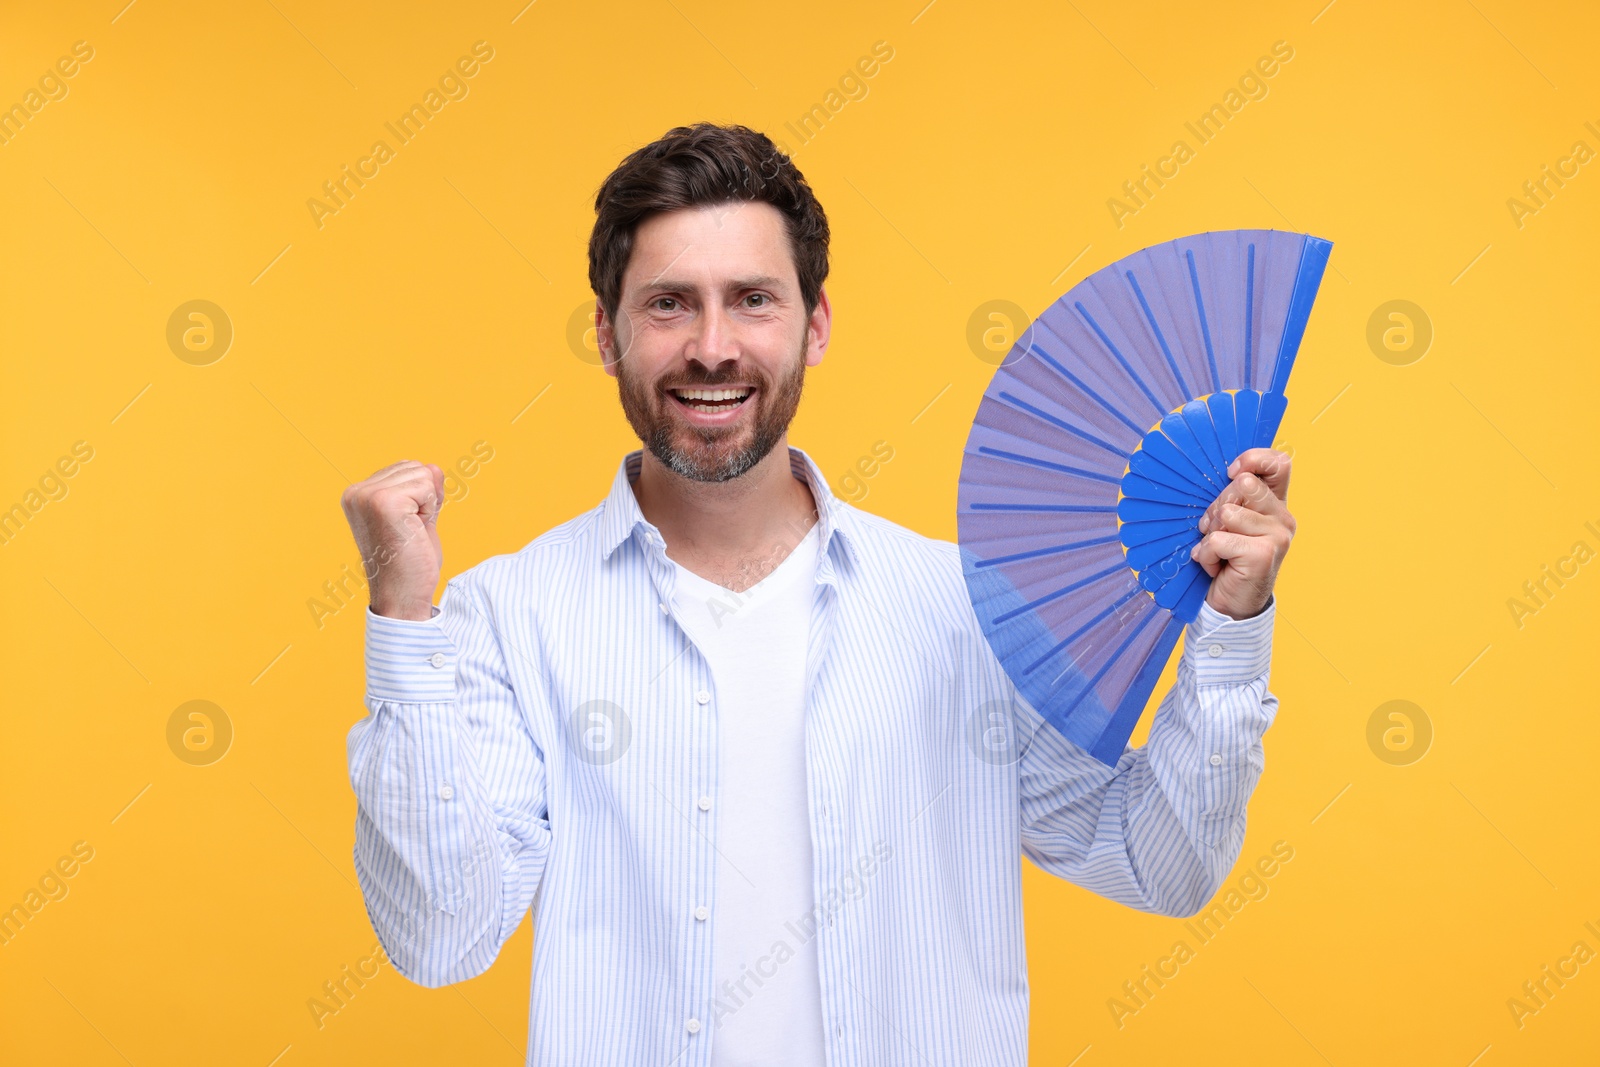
[674,388,751,402]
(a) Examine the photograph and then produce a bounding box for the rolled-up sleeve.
[347,571,552,987]
[1017,596,1279,917]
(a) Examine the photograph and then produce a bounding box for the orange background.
[2,1,1597,1063]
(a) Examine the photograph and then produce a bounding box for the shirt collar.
[597,445,858,570]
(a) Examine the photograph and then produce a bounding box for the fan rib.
[1117,498,1203,523]
[1152,557,1205,608]
[1121,517,1199,549]
[1129,450,1216,500]
[1268,237,1334,396]
[1126,531,1201,571]
[1123,271,1192,398]
[1045,598,1162,725]
[1138,552,1200,598]
[994,561,1127,627]
[1028,343,1147,438]
[1120,471,1212,507]
[995,391,1130,461]
[1184,249,1223,393]
[1144,426,1224,495]
[1025,585,1144,677]
[1244,243,1257,386]
[969,502,1118,514]
[1180,401,1228,480]
[1207,392,1239,468]
[975,445,1122,485]
[1234,390,1261,453]
[1072,302,1167,420]
[1090,613,1184,763]
[973,533,1121,569]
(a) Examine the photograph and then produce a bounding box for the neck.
[630,436,819,581]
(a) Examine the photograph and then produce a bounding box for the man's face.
[598,201,830,483]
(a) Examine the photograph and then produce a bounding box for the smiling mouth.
[668,386,754,414]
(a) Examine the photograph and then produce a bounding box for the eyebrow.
[636,275,787,294]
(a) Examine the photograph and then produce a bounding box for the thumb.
[421,464,445,525]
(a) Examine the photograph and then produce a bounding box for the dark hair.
[587,122,830,324]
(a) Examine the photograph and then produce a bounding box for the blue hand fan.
[957,229,1332,766]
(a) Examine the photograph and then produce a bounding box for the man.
[341,122,1293,1066]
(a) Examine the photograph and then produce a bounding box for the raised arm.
[341,461,551,986]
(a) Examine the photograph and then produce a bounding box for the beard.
[616,332,808,484]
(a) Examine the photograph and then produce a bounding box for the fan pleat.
[1123,272,1192,399]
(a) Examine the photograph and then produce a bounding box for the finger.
[1200,470,1292,533]
[1207,502,1281,537]
[345,461,415,512]
[362,470,443,532]
[365,460,434,490]
[1225,447,1291,502]
[1190,530,1259,576]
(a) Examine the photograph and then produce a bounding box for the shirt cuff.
[1180,594,1275,684]
[364,603,458,704]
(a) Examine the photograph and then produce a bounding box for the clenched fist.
[1188,448,1297,621]
[340,460,447,621]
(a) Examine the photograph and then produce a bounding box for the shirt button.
[696,689,711,705]
[429,652,447,668]
[686,1018,701,1034]
[660,603,669,615]
[698,795,712,811]
[1209,753,1223,767]
[1207,644,1224,658]
[439,784,455,800]
[695,905,709,921]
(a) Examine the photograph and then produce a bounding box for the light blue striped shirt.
[348,446,1278,1066]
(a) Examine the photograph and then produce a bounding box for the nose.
[686,301,740,371]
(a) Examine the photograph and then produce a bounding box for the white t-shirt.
[668,520,825,1066]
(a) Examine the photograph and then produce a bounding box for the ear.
[595,301,620,378]
[805,285,832,368]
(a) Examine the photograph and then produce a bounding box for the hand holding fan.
[957,229,1332,766]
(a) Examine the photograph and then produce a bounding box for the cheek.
[623,323,686,368]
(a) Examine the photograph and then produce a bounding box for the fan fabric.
[957,229,1332,766]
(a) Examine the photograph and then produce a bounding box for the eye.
[653,297,679,311]
[744,293,768,307]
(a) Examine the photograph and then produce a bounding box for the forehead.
[624,201,796,291]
